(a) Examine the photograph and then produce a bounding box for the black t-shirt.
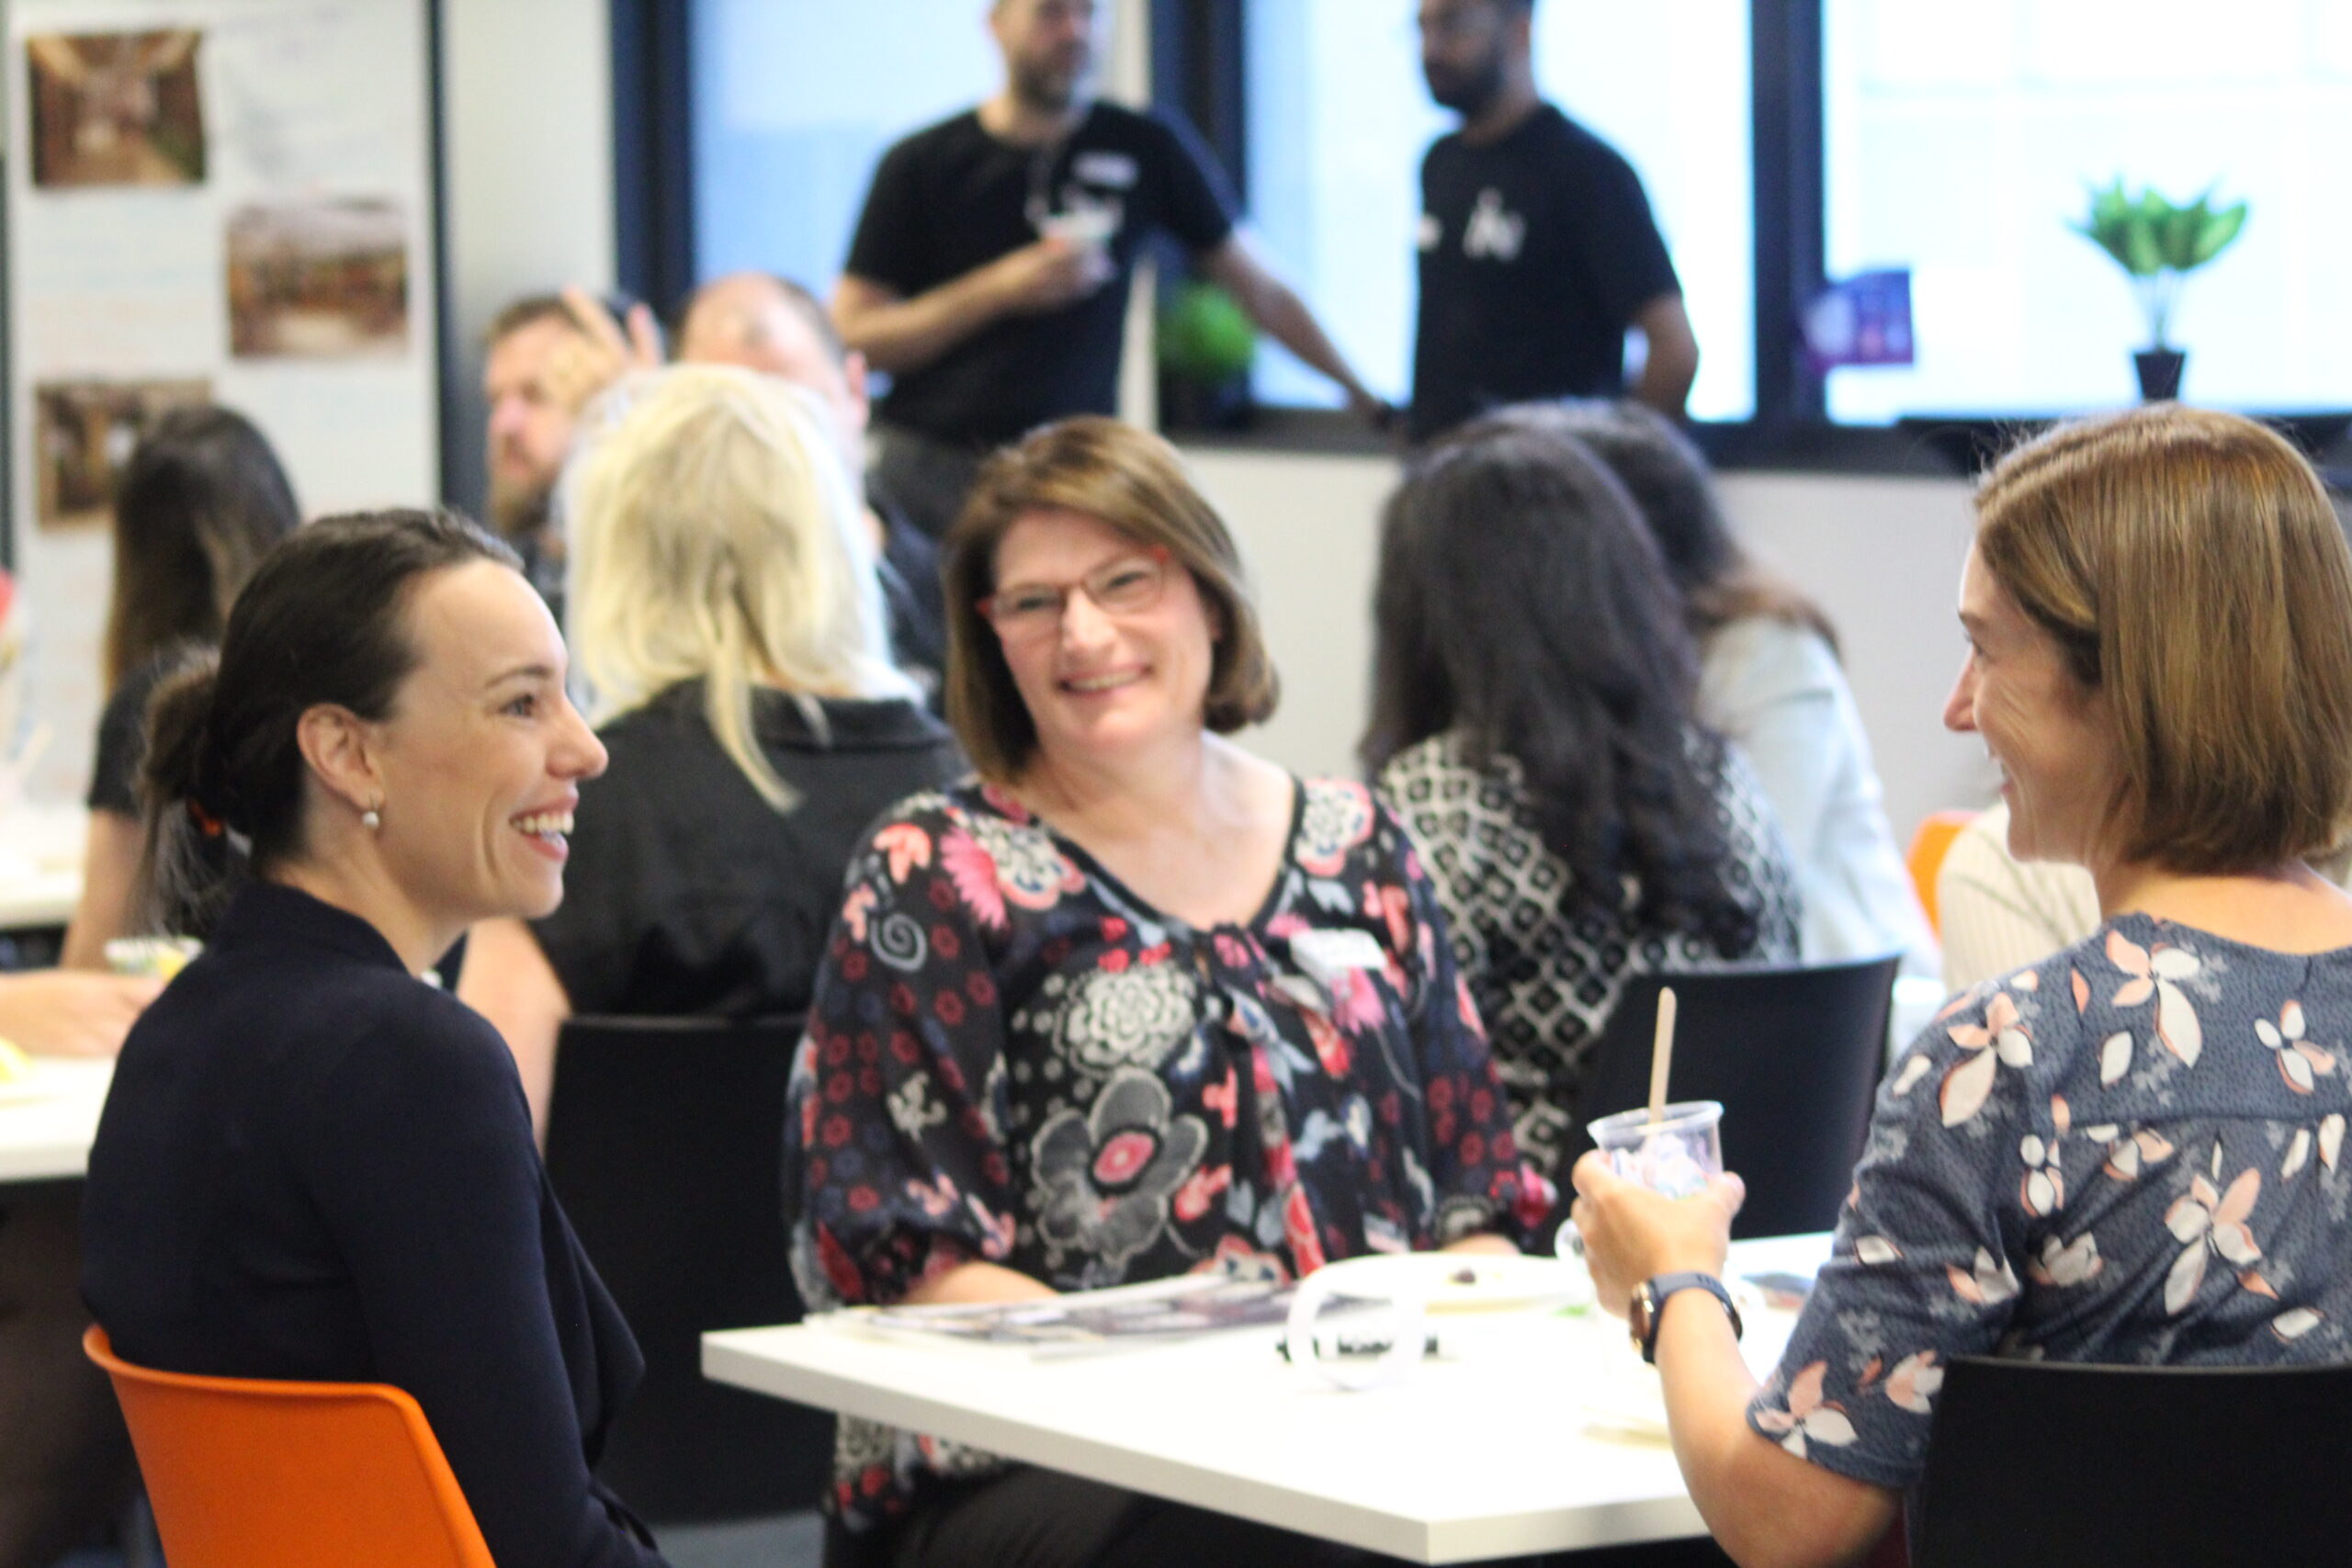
[530,683,965,1019]
[1410,104,1681,443]
[844,102,1238,446]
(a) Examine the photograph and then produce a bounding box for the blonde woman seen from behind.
[459,367,961,1136]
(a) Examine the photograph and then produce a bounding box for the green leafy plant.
[1156,280,1257,385]
[2073,179,2248,350]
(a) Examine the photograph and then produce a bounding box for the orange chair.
[84,1325,494,1568]
[1906,809,1978,935]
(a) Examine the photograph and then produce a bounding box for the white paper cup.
[1585,1100,1724,1199]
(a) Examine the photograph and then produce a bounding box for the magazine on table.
[818,1272,1381,1359]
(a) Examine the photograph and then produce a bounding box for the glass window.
[1823,0,2352,422]
[1244,1,1754,422]
[689,0,1001,292]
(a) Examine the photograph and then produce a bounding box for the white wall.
[438,0,616,520]
[1183,447,1996,845]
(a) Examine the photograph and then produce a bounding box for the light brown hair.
[1975,404,2352,874]
[942,417,1278,781]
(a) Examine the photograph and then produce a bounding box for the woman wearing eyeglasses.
[784,417,1543,1568]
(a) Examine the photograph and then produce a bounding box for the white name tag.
[1073,151,1139,189]
[1289,928,1389,994]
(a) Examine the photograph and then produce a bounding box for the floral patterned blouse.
[785,775,1547,1529]
[1753,914,2352,1490]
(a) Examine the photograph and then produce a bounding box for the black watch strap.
[1639,1272,1743,1364]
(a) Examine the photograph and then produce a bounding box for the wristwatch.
[1629,1272,1743,1364]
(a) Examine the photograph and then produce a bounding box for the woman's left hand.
[1568,1152,1744,1318]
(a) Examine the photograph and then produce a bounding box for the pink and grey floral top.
[1753,914,2352,1489]
[785,775,1548,1527]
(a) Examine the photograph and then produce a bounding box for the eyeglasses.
[978,548,1170,641]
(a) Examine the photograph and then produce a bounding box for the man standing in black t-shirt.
[1409,0,1699,443]
[834,0,1384,537]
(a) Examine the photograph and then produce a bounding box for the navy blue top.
[82,881,669,1568]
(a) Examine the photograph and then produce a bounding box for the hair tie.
[186,797,226,840]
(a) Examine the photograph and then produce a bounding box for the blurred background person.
[786,417,1535,1567]
[677,270,949,706]
[1367,411,1799,1183]
[64,403,301,965]
[1410,0,1696,440]
[833,0,1383,540]
[1541,399,1931,971]
[459,367,961,1137]
[1572,405,2352,1568]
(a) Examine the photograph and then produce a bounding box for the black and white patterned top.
[1377,730,1802,1177]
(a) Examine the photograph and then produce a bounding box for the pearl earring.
[362,803,382,830]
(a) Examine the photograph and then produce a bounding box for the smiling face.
[989,507,1216,773]
[1945,545,2122,866]
[364,560,607,930]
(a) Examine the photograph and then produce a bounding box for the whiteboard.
[0,0,442,803]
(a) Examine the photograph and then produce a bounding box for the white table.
[0,802,86,931]
[0,1055,112,1183]
[707,1234,1832,1563]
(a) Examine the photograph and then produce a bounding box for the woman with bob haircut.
[1366,412,1801,1180]
[785,416,1542,1568]
[1532,399,1930,969]
[80,509,695,1568]
[65,404,303,965]
[1572,404,2352,1568]
[458,366,961,1134]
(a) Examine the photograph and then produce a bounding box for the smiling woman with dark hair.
[82,510,684,1568]
[1366,412,1801,1180]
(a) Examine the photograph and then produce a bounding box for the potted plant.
[1156,279,1257,433]
[2073,179,2247,401]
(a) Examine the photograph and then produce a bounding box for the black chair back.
[1573,953,1900,1238]
[544,1014,830,1523]
[1914,1356,2352,1564]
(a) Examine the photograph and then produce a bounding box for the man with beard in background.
[832,0,1385,539]
[1409,0,1698,442]
[480,289,660,622]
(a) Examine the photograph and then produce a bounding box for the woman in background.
[63,404,301,965]
[1540,400,1931,970]
[1367,412,1801,1181]
[458,366,961,1136]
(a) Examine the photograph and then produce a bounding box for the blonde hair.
[1976,404,2352,873]
[566,365,913,809]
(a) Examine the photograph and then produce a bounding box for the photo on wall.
[24,30,207,188]
[32,378,212,531]
[226,198,410,359]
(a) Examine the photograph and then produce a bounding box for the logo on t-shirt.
[1072,150,1139,189]
[1417,213,1442,252]
[1462,188,1526,264]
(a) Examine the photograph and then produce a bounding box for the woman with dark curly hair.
[1366,410,1801,1179]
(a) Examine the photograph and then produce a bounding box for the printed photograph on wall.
[226,198,410,358]
[32,379,212,530]
[25,30,207,188]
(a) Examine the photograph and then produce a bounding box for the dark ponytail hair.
[137,509,518,931]
[1364,415,1758,953]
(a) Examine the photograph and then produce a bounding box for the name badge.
[1290,928,1389,994]
[1073,151,1139,190]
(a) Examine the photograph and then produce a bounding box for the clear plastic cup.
[1585,1100,1724,1199]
